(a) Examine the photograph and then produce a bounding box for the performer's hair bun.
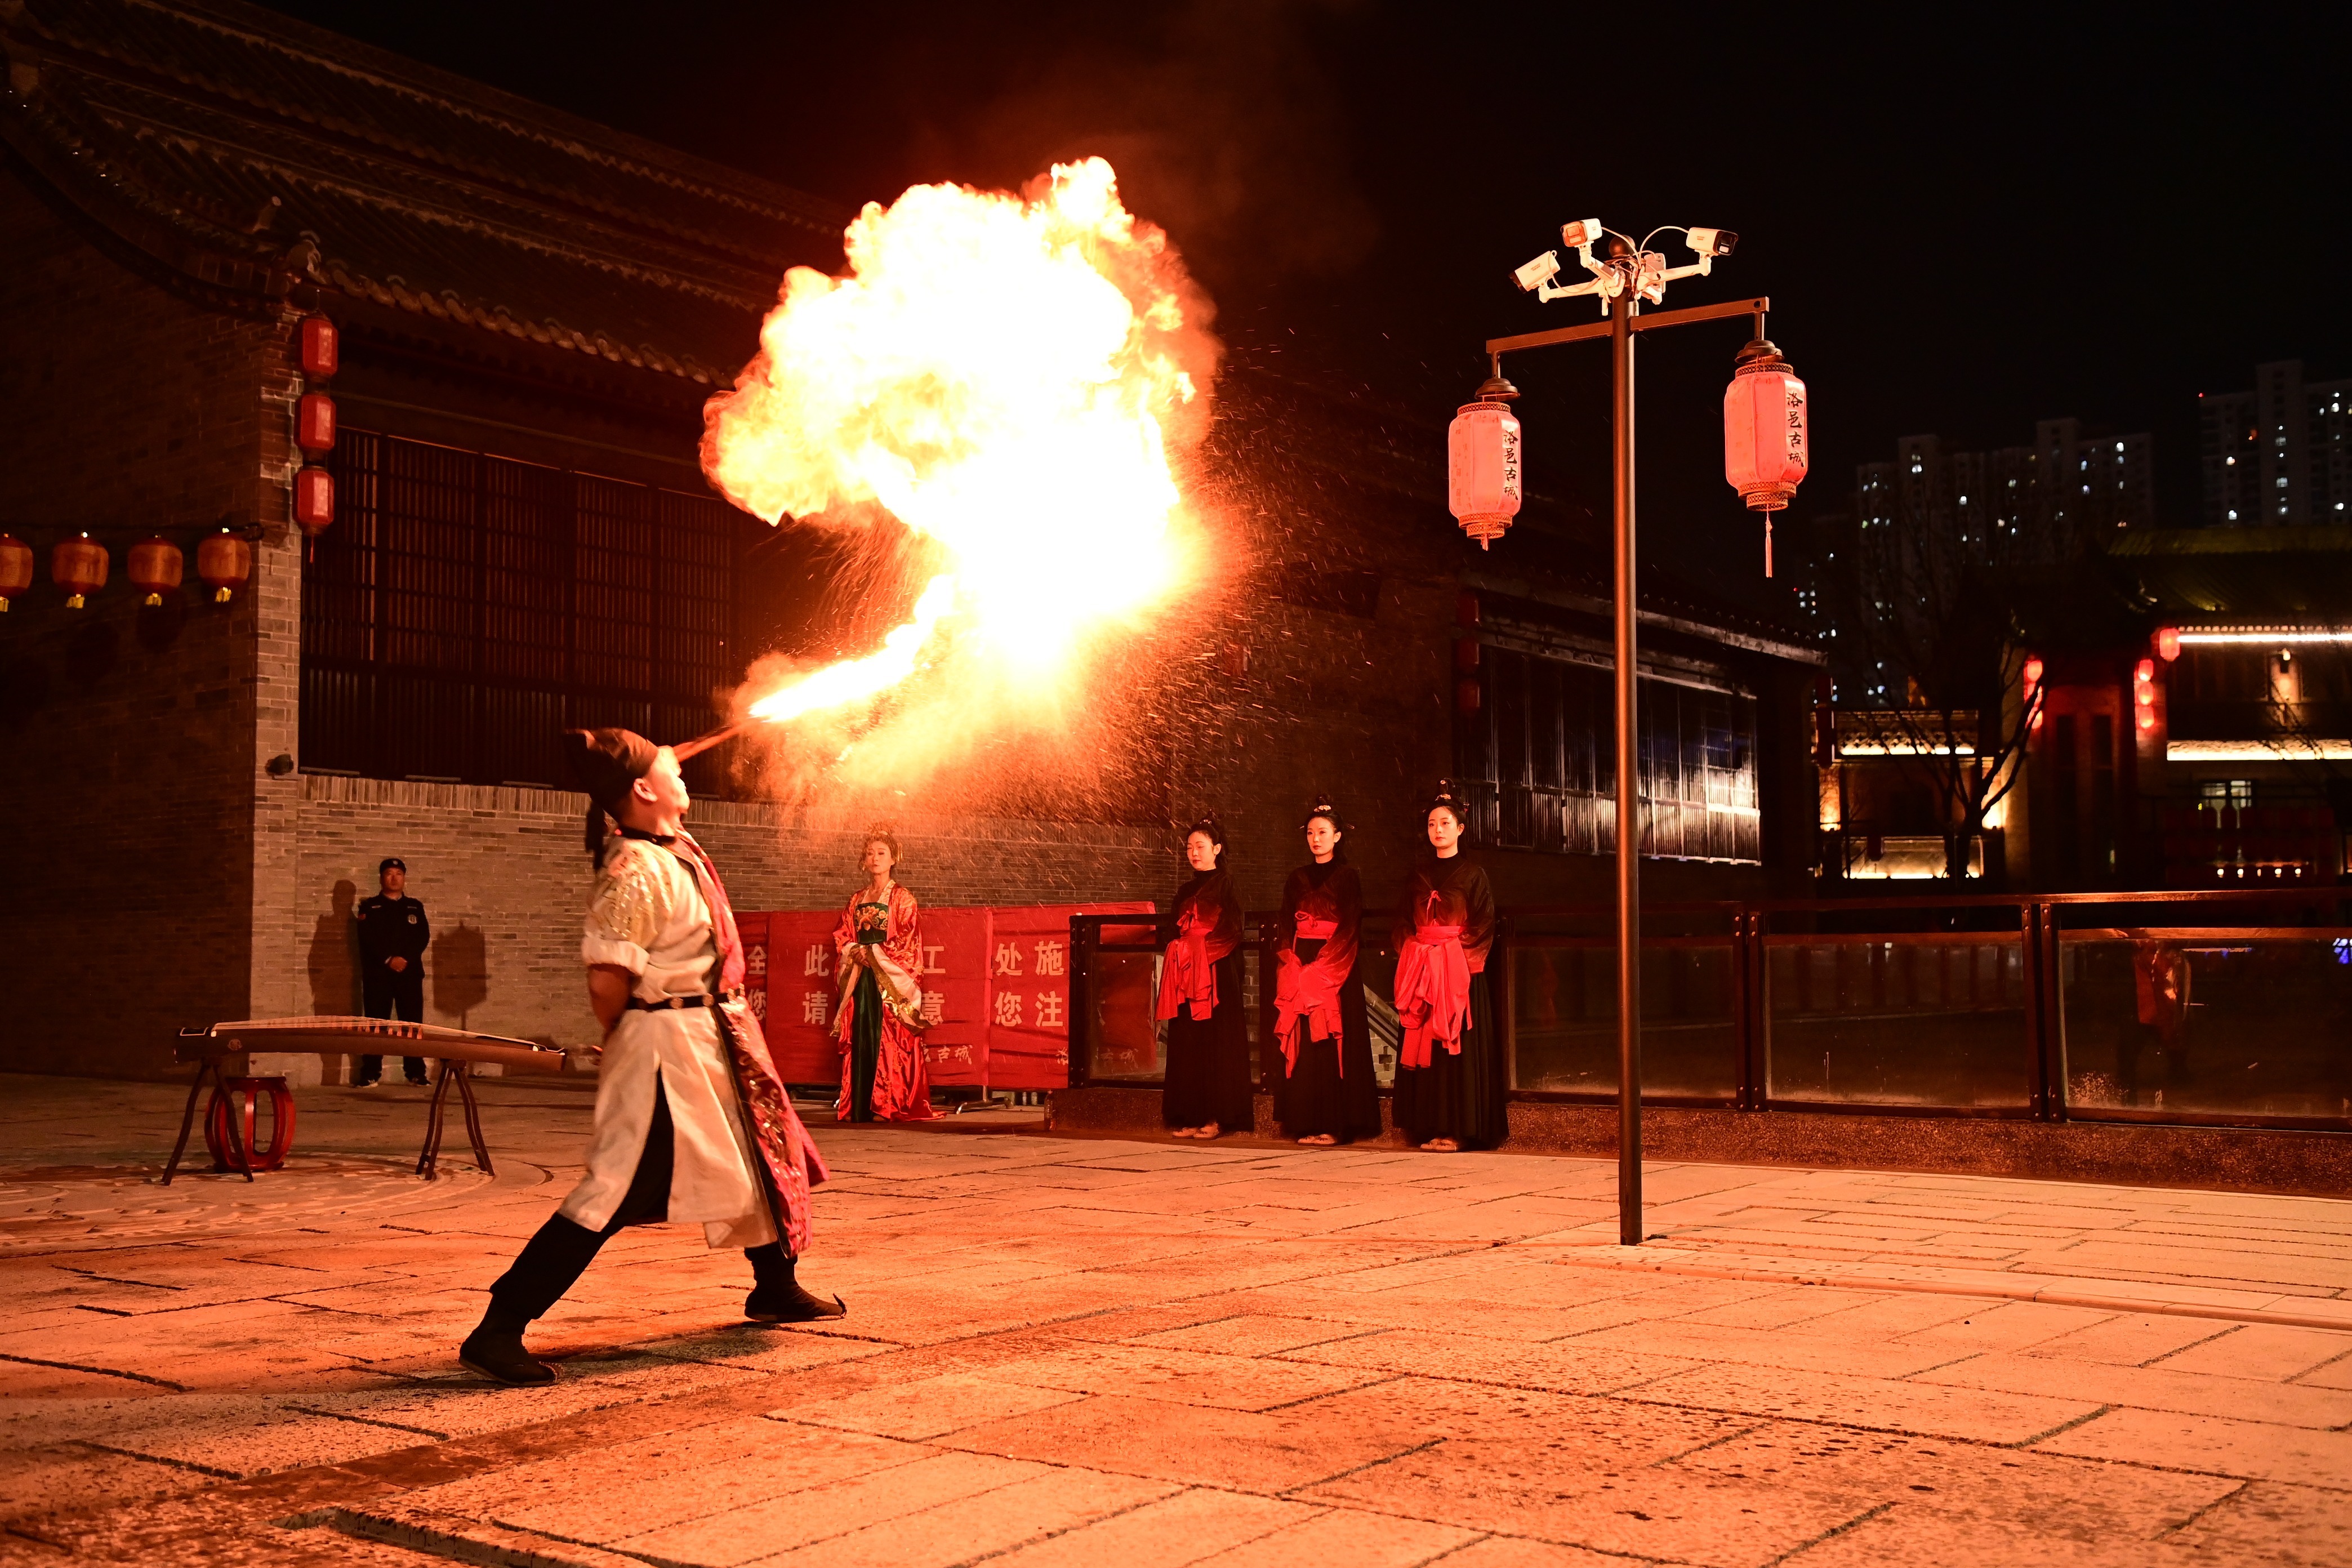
[859,823,903,865]
[1427,779,1471,826]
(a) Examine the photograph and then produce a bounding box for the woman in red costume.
[1389,781,1504,1151]
[831,826,936,1122]
[1159,814,1251,1139]
[1273,797,1378,1145]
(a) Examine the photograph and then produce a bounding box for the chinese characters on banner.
[985,903,1144,1090]
[742,903,1152,1093]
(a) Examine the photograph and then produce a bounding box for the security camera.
[1634,251,1668,303]
[1513,251,1561,292]
[1687,226,1738,257]
[1560,218,1603,252]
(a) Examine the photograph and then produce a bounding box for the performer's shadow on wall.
[434,922,489,1030]
[308,879,359,1014]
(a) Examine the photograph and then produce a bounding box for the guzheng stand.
[167,1017,568,1184]
[417,1057,496,1178]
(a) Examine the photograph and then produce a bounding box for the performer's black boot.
[461,1079,678,1383]
[743,1242,846,1322]
[460,1308,556,1387]
[462,1214,609,1384]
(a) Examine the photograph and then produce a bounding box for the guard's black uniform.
[356,892,430,1082]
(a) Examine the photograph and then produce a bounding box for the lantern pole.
[1609,273,1643,1245]
[1471,221,1796,1249]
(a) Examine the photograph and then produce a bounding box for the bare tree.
[1840,520,2044,881]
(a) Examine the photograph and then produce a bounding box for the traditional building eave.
[1,0,850,397]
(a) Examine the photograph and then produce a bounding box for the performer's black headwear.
[564,727,658,866]
[1301,795,1349,863]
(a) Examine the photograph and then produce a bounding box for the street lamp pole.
[1608,278,1642,1245]
[1459,220,1802,1248]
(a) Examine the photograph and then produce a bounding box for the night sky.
[260,0,2351,612]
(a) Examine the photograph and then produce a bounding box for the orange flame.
[704,158,1213,749]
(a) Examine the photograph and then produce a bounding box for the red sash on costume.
[672,830,829,1255]
[1156,908,1236,1022]
[1393,921,1469,1070]
[1273,917,1343,1074]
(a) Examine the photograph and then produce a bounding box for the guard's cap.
[380,857,406,873]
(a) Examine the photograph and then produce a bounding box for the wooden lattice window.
[1459,644,1761,863]
[301,430,750,795]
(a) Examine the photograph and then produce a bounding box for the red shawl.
[1157,870,1241,1022]
[672,830,829,1257]
[1273,861,1361,1073]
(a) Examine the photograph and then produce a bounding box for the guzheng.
[167,1016,572,1183]
[177,1015,568,1073]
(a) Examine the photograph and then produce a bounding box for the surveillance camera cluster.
[1512,220,1738,313]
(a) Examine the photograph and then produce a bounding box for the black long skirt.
[1275,955,1380,1142]
[1162,950,1254,1132]
[1391,971,1506,1148]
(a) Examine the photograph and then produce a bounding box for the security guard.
[355,857,431,1085]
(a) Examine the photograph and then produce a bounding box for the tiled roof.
[0,0,849,385]
[2105,528,2352,627]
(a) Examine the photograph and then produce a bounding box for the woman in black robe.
[1273,798,1379,1144]
[1389,781,1506,1151]
[1158,814,1253,1139]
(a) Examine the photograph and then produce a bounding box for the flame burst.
[705,158,1214,775]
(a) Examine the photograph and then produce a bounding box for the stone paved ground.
[2,1072,2349,1566]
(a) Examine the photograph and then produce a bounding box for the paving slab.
[3,1071,2349,1567]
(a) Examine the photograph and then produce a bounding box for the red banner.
[983,903,1147,1089]
[914,908,991,1086]
[742,901,1152,1094]
[758,909,853,1085]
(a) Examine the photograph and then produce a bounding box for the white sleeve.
[582,844,663,975]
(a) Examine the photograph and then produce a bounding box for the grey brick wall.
[288,777,1175,1080]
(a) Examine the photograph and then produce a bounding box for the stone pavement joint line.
[1543,1248,2352,1335]
[2,1072,2350,1566]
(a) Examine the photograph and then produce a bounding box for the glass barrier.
[1765,934,2029,1108]
[1357,921,1400,1089]
[2060,928,2352,1123]
[1077,916,1168,1085]
[1508,938,1739,1099]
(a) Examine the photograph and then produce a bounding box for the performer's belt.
[626,990,741,1012]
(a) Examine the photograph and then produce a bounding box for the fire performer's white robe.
[563,838,775,1249]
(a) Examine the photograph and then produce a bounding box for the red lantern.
[2156,626,2181,662]
[300,314,338,379]
[295,466,334,535]
[128,536,184,605]
[0,533,30,611]
[2023,654,2045,732]
[52,533,107,608]
[296,391,336,456]
[1722,338,1808,577]
[1454,637,1481,674]
[1447,377,1522,550]
[198,529,253,603]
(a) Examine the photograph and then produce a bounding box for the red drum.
[204,1076,297,1173]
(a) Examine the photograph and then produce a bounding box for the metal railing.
[1068,887,2352,1132]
